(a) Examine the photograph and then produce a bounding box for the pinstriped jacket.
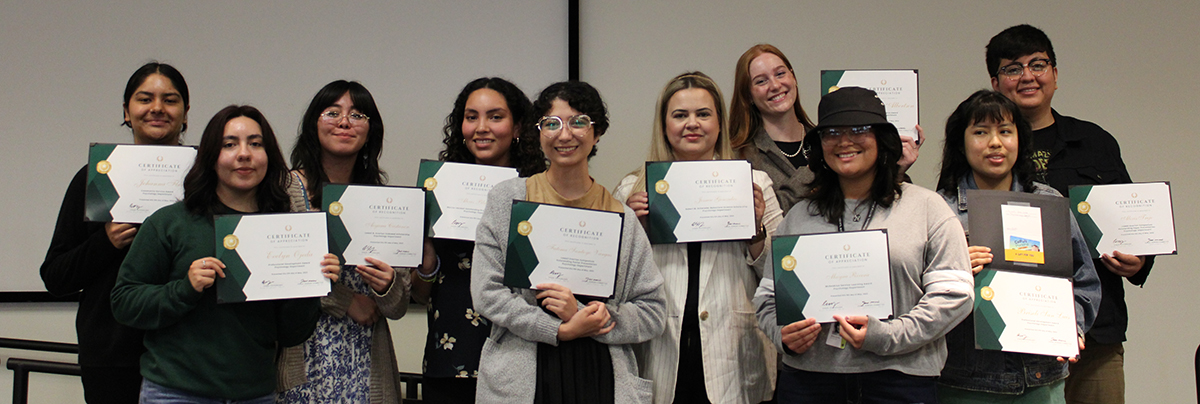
[615,170,783,404]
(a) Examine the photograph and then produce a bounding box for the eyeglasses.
[818,126,874,145]
[319,110,370,125]
[537,114,593,136]
[997,58,1053,80]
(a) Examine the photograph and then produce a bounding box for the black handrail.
[1,337,81,404]
[6,358,81,404]
[0,338,79,354]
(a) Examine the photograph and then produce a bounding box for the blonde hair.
[728,44,815,156]
[628,71,734,193]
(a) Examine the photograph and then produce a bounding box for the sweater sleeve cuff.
[860,315,890,353]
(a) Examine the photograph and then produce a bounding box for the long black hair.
[440,77,545,177]
[290,80,387,207]
[800,124,904,225]
[184,105,289,216]
[936,90,1035,195]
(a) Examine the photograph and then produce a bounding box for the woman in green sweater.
[111,105,341,402]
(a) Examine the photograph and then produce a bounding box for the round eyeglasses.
[997,58,1052,80]
[320,110,370,125]
[537,114,593,137]
[818,125,874,146]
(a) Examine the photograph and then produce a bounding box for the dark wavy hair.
[800,124,904,225]
[986,24,1056,78]
[440,77,545,177]
[184,105,289,216]
[531,81,609,160]
[122,62,190,133]
[290,80,387,207]
[936,90,1035,195]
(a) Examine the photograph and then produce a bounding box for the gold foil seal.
[781,255,796,272]
[329,201,344,216]
[423,177,438,191]
[1076,201,1091,215]
[223,235,239,250]
[517,221,533,236]
[654,180,669,194]
[96,160,112,174]
[980,286,995,301]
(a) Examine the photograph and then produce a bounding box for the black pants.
[80,365,141,404]
[422,377,478,404]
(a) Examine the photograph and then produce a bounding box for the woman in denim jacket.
[934,90,1101,402]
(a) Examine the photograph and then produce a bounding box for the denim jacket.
[937,175,1102,394]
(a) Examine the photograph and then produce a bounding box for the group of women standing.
[42,40,1098,404]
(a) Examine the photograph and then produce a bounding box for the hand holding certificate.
[85,143,196,223]
[504,201,623,298]
[1069,182,1177,257]
[323,184,426,267]
[644,160,755,244]
[772,230,893,324]
[215,212,331,303]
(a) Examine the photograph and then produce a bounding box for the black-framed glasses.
[537,114,593,136]
[997,58,1053,80]
[320,110,370,125]
[818,125,874,145]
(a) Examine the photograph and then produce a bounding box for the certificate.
[323,184,425,267]
[966,190,1072,278]
[85,143,196,223]
[416,160,518,241]
[974,270,1079,358]
[772,230,893,325]
[1069,182,1177,257]
[214,212,330,303]
[644,160,755,244]
[504,201,623,298]
[820,70,919,141]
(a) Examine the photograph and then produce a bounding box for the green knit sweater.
[111,202,320,400]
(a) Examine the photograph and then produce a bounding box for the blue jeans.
[777,364,938,404]
[139,380,275,404]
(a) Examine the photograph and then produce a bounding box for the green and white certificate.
[504,201,623,298]
[644,160,755,244]
[772,230,893,325]
[1070,182,1177,257]
[820,70,919,141]
[974,270,1079,358]
[416,160,518,241]
[214,212,329,303]
[85,143,196,223]
[323,184,425,267]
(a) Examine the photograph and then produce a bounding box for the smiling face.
[991,52,1057,115]
[462,88,515,167]
[664,88,720,161]
[821,126,878,184]
[965,115,1019,188]
[317,92,370,160]
[215,117,268,204]
[539,98,595,171]
[124,73,188,145]
[747,53,797,118]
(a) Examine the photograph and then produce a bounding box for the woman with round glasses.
[471,81,666,403]
[111,105,341,402]
[277,80,409,403]
[613,72,781,404]
[934,90,1100,403]
[412,77,544,403]
[753,87,972,403]
[41,62,189,403]
[729,44,923,216]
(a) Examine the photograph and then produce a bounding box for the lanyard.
[837,202,876,232]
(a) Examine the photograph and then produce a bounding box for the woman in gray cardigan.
[470,81,666,404]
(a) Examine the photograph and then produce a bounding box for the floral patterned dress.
[278,268,373,403]
[423,238,492,379]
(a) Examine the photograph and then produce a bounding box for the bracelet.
[416,255,441,283]
[748,224,767,244]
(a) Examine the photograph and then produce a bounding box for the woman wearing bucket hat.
[753,87,973,403]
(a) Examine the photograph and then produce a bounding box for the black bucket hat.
[803,87,899,148]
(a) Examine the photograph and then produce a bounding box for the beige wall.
[3,0,1198,403]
